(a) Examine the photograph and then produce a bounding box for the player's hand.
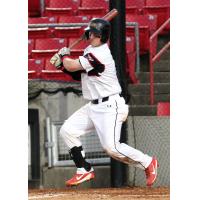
[50,53,62,69]
[58,47,70,57]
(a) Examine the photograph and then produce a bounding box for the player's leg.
[59,103,95,186]
[90,95,158,186]
[103,105,158,187]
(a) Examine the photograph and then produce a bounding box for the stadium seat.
[126,0,145,15]
[78,0,108,17]
[28,58,45,79]
[49,0,81,8]
[45,0,81,17]
[28,39,35,58]
[28,58,45,71]
[54,27,82,38]
[55,16,90,38]
[44,0,50,7]
[28,0,41,17]
[126,14,158,55]
[80,0,109,9]
[157,102,170,116]
[28,70,38,80]
[28,27,55,39]
[41,58,74,81]
[126,36,135,53]
[125,36,138,83]
[145,0,170,7]
[28,16,58,24]
[126,14,157,34]
[44,58,58,71]
[31,38,67,58]
[144,0,170,32]
[58,15,90,23]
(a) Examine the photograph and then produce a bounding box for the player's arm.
[62,57,83,72]
[50,47,83,72]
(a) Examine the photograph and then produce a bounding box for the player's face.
[89,32,101,46]
[89,32,95,39]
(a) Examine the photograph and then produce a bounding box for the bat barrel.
[103,9,118,21]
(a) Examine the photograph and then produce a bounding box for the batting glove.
[58,47,70,57]
[50,53,63,69]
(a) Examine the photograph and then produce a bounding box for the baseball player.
[50,18,158,187]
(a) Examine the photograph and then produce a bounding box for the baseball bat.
[68,8,118,49]
[50,9,118,65]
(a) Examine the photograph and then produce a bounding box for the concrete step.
[129,94,170,105]
[157,34,170,51]
[128,83,170,95]
[138,53,170,72]
[129,105,157,116]
[154,60,170,72]
[136,72,170,83]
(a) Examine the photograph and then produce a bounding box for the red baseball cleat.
[145,157,158,187]
[66,168,95,187]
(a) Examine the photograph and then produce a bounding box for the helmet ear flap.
[84,29,90,40]
[100,35,105,43]
[100,25,110,43]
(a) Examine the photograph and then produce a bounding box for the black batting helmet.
[84,18,111,43]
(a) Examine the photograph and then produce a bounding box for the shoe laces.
[77,167,93,174]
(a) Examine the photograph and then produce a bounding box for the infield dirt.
[28,187,169,200]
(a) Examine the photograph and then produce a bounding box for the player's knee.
[59,120,71,138]
[59,126,67,138]
[103,143,118,156]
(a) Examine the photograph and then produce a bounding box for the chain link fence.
[127,116,170,186]
[48,121,110,166]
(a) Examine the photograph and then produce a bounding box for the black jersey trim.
[84,53,105,76]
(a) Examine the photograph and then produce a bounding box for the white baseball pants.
[60,94,152,169]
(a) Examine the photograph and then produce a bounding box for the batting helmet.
[84,18,111,43]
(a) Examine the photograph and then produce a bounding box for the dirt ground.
[28,187,170,200]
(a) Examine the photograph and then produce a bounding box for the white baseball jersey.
[79,43,122,100]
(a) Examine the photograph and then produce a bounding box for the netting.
[53,123,109,162]
[28,79,82,100]
[127,116,170,186]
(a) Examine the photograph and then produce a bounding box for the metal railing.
[149,18,170,105]
[127,22,140,74]
[45,118,110,167]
